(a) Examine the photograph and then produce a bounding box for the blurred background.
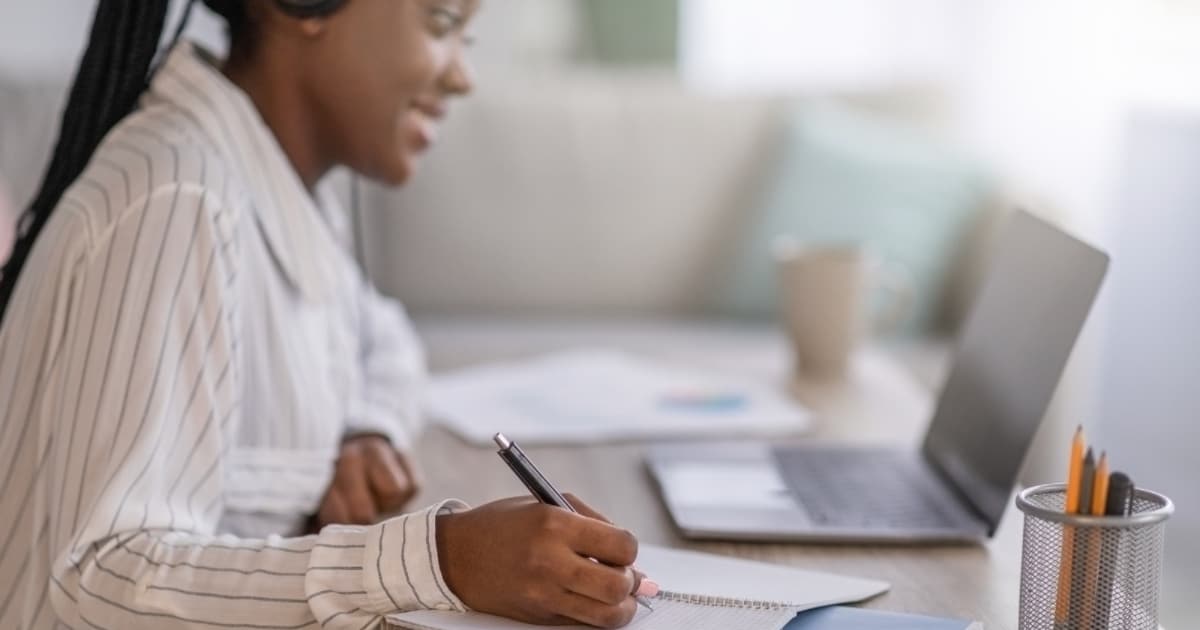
[1,1,1197,624]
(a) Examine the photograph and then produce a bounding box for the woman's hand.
[436,495,642,628]
[314,434,422,529]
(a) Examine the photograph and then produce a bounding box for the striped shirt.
[0,42,466,629]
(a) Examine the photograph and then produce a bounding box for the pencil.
[1080,452,1109,628]
[1066,449,1096,628]
[1055,426,1085,628]
[1078,449,1095,515]
[1091,452,1110,517]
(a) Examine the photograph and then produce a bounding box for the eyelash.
[430,7,465,37]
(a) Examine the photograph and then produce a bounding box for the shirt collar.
[146,41,339,302]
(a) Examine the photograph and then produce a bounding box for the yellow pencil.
[1080,452,1110,628]
[1091,452,1110,516]
[1055,426,1085,627]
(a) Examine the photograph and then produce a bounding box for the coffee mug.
[773,237,913,380]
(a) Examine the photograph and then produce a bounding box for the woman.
[0,1,647,628]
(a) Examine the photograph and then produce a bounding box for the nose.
[440,49,474,97]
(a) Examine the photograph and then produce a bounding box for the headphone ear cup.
[273,0,346,19]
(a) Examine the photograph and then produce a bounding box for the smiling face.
[297,0,479,185]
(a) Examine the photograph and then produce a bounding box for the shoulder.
[57,103,252,256]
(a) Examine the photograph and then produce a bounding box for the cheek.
[344,47,446,182]
[366,114,418,186]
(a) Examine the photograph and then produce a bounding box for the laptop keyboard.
[772,448,968,530]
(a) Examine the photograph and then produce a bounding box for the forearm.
[51,501,466,629]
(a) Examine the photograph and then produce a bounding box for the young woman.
[0,1,647,628]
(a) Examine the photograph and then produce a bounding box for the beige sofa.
[357,70,996,322]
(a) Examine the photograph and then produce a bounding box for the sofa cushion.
[722,103,988,334]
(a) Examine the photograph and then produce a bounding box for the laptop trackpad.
[657,460,803,511]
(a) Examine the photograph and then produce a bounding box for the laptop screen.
[921,211,1108,533]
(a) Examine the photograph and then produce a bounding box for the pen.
[1096,472,1134,629]
[493,433,657,611]
[1104,472,1134,517]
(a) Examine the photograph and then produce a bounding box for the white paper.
[387,543,888,630]
[389,599,797,630]
[634,545,888,609]
[428,350,811,445]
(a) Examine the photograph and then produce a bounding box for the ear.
[254,1,330,39]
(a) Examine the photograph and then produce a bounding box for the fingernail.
[635,578,660,598]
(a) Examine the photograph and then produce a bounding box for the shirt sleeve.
[48,183,465,629]
[343,280,429,452]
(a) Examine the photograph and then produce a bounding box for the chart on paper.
[427,349,812,445]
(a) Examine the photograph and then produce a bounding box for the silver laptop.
[647,211,1110,543]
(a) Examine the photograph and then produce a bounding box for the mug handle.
[872,260,915,335]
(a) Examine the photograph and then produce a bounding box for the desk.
[410,318,1024,629]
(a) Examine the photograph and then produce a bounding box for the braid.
[0,1,195,323]
[202,0,250,47]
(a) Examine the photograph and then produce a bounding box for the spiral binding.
[656,590,793,611]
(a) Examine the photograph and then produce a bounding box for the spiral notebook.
[386,545,889,630]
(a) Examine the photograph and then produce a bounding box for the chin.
[376,154,418,187]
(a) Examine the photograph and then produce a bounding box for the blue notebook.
[785,606,982,630]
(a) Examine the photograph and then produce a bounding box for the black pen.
[493,433,657,611]
[1095,472,1135,629]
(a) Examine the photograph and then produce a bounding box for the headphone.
[273,0,346,19]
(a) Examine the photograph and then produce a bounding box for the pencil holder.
[1015,483,1173,630]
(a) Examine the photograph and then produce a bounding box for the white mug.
[773,238,913,381]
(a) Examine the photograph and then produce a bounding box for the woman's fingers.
[364,442,411,511]
[334,450,378,524]
[393,449,423,502]
[559,555,637,606]
[317,488,350,528]
[553,590,638,629]
[565,493,611,523]
[565,514,639,568]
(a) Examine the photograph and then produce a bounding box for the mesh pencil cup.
[1015,483,1173,630]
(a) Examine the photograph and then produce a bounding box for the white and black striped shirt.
[0,42,466,629]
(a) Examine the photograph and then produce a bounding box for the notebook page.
[635,545,888,609]
[388,597,798,630]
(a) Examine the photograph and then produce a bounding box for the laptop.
[647,210,1110,543]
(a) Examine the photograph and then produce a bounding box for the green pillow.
[723,103,987,335]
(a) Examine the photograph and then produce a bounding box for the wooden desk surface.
[410,319,1026,629]
[412,426,1023,629]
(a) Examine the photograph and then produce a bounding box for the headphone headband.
[274,0,346,19]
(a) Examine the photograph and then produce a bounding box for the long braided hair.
[0,0,242,323]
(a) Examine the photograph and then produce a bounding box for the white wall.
[679,0,970,93]
[948,3,1200,625]
[0,0,226,81]
[1099,112,1200,630]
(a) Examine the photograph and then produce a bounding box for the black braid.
[0,0,200,323]
[202,0,250,48]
